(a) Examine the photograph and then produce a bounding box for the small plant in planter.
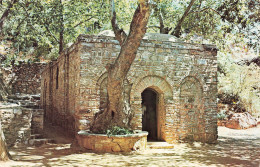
[106,126,133,136]
[217,110,227,120]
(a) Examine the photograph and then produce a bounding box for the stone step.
[28,138,56,147]
[147,141,174,149]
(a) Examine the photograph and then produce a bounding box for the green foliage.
[217,93,239,104]
[217,110,227,120]
[148,0,259,51]
[106,126,133,136]
[218,49,260,116]
[0,0,258,65]
[1,0,110,63]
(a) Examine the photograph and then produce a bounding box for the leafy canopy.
[0,0,259,63]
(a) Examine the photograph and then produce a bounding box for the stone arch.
[178,76,204,142]
[130,75,173,141]
[96,72,108,88]
[96,73,132,111]
[131,75,173,102]
[178,74,205,89]
[177,73,207,95]
[179,76,203,99]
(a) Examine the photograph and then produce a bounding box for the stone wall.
[41,44,80,135]
[0,103,44,146]
[11,62,46,94]
[42,33,218,143]
[0,62,46,101]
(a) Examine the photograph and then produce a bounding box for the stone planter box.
[76,131,148,152]
[217,120,227,126]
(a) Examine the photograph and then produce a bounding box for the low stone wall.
[0,62,46,95]
[12,63,47,94]
[0,103,44,147]
[217,120,227,126]
[7,94,41,108]
[31,109,44,133]
[77,131,148,152]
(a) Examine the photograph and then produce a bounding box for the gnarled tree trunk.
[0,0,15,160]
[0,121,11,161]
[91,0,151,133]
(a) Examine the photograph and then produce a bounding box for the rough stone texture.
[218,103,229,113]
[76,131,148,152]
[41,44,79,135]
[31,109,44,133]
[225,112,257,129]
[7,94,41,108]
[217,120,227,126]
[0,62,46,101]
[0,103,44,146]
[11,63,47,94]
[41,33,218,144]
[217,103,259,128]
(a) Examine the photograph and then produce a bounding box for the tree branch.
[171,0,197,37]
[153,4,172,34]
[59,0,64,54]
[148,25,160,29]
[73,16,94,28]
[18,2,59,45]
[158,9,165,30]
[159,12,172,34]
[189,7,222,16]
[43,20,59,43]
[0,0,18,33]
[110,0,127,46]
[63,13,93,22]
[110,0,151,79]
[107,0,150,114]
[19,3,42,35]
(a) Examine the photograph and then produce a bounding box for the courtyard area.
[1,125,260,167]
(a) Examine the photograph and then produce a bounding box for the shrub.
[106,126,133,136]
[217,110,227,120]
[218,51,260,117]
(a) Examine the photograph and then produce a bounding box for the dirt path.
[1,126,260,167]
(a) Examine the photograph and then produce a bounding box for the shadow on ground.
[1,126,260,167]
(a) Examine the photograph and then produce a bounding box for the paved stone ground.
[1,125,260,167]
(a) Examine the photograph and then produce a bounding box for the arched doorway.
[130,75,173,142]
[142,88,158,140]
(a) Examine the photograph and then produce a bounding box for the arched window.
[179,76,203,141]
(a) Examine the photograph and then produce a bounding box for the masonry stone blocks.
[41,33,218,143]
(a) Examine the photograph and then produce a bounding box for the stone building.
[41,33,218,143]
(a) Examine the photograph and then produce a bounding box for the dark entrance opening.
[141,88,158,140]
